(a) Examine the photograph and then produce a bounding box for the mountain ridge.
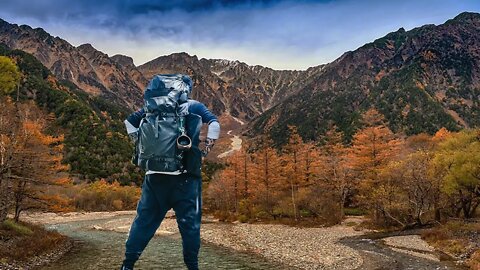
[248,11,480,144]
[0,18,313,120]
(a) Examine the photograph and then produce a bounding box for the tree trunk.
[244,153,248,199]
[14,205,21,222]
[292,150,298,221]
[290,178,297,221]
[234,163,238,212]
[434,207,441,222]
[0,177,9,222]
[264,151,271,215]
[461,195,472,219]
[13,180,26,222]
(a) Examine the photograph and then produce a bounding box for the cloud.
[0,0,479,69]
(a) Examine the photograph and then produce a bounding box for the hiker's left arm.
[190,101,220,139]
[189,101,220,156]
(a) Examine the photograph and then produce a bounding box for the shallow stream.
[39,216,287,270]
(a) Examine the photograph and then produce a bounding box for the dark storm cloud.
[0,0,478,69]
[0,0,325,21]
[128,0,296,13]
[0,0,322,40]
[0,0,326,46]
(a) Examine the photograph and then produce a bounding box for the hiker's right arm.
[124,108,145,134]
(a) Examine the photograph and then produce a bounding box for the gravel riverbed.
[201,222,365,270]
[23,212,366,270]
[22,212,453,270]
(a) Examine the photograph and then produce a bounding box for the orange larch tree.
[317,128,351,220]
[10,103,67,221]
[250,137,282,216]
[207,150,243,213]
[347,108,403,221]
[281,125,306,221]
[348,108,402,183]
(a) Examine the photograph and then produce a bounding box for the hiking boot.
[120,265,133,270]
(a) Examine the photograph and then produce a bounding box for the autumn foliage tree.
[208,151,243,214]
[315,128,351,221]
[10,103,68,221]
[0,56,21,95]
[0,57,21,222]
[207,108,478,227]
[378,150,439,227]
[348,109,402,182]
[281,126,305,221]
[250,137,281,216]
[347,109,403,222]
[0,98,19,221]
[432,129,480,218]
[1,86,68,222]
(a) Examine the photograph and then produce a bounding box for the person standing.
[120,74,220,270]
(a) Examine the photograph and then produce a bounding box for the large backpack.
[134,74,193,172]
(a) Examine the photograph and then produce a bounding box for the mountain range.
[250,12,480,144]
[1,12,479,148]
[0,18,321,122]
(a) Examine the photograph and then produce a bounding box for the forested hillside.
[249,12,480,145]
[0,45,141,184]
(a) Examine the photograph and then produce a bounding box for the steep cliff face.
[139,53,325,119]
[138,53,228,117]
[0,19,144,109]
[109,54,148,92]
[249,12,480,144]
[0,17,310,120]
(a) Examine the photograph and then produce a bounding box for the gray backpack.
[134,74,193,172]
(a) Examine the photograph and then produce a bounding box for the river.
[25,212,465,270]
[39,216,288,270]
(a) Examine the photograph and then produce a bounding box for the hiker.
[120,74,220,270]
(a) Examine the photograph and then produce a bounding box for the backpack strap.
[145,112,177,118]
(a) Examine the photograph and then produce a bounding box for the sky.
[1,0,479,70]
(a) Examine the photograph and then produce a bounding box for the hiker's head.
[144,74,193,100]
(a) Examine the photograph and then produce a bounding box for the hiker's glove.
[202,138,216,157]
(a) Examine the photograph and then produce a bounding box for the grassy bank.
[422,220,480,269]
[0,219,71,268]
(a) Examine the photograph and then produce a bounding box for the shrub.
[63,180,140,211]
[112,199,124,210]
[422,220,480,265]
[344,208,366,216]
[255,211,271,220]
[238,215,249,223]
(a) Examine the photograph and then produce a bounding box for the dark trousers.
[123,173,202,270]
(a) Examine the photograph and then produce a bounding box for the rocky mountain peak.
[77,43,101,55]
[169,52,199,62]
[452,11,480,23]
[0,19,146,109]
[0,18,8,26]
[111,54,135,68]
